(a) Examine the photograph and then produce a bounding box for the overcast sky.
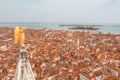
[0,0,120,23]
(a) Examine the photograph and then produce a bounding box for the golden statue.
[14,26,35,80]
[14,26,25,47]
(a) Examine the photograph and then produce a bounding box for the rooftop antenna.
[14,26,35,80]
[22,17,26,28]
[22,18,24,25]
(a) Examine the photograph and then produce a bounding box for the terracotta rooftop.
[0,27,120,79]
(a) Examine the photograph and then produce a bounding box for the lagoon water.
[0,22,120,34]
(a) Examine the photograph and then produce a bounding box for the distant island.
[60,24,101,30]
[69,26,99,30]
[60,24,102,27]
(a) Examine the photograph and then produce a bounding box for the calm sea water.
[0,22,120,34]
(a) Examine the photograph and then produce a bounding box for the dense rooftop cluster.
[0,27,120,80]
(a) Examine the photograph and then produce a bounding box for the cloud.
[0,0,120,23]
